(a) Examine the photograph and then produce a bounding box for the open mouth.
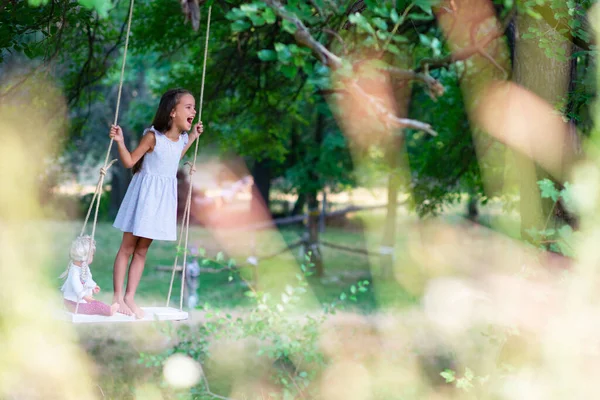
[187,117,194,125]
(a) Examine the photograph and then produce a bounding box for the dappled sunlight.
[187,160,323,312]
[475,81,574,181]
[0,73,97,399]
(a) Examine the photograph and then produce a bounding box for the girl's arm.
[181,122,204,159]
[110,125,156,169]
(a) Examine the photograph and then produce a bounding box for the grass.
[43,215,404,313]
[41,203,522,399]
[44,200,521,313]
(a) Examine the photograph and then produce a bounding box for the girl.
[61,235,120,316]
[109,88,204,319]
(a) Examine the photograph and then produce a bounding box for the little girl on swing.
[109,88,204,319]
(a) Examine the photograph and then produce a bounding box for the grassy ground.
[46,201,520,311]
[45,211,407,313]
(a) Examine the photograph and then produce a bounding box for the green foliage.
[139,261,371,399]
[525,179,578,256]
[7,0,596,216]
[407,67,486,215]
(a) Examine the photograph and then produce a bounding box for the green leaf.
[376,30,390,41]
[456,377,474,391]
[390,8,399,23]
[525,7,543,20]
[538,179,559,202]
[275,42,292,63]
[464,367,474,380]
[440,369,455,383]
[372,17,388,30]
[386,43,401,55]
[226,8,246,20]
[263,8,277,24]
[78,0,112,18]
[23,46,34,59]
[282,20,298,34]
[558,225,573,240]
[280,64,298,79]
[249,14,266,26]
[231,20,252,33]
[245,291,257,298]
[240,3,260,13]
[559,183,575,211]
[348,12,375,35]
[413,0,439,15]
[258,49,277,61]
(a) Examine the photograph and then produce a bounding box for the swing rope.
[166,5,212,311]
[80,0,135,243]
[75,0,135,314]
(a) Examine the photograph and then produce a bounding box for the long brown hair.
[132,88,193,174]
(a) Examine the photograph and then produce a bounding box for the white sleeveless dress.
[113,126,188,241]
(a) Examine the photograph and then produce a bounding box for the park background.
[2,0,600,399]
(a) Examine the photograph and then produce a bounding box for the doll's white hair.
[59,235,95,280]
[70,235,96,262]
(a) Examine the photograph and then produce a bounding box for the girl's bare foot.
[113,297,133,316]
[109,303,120,316]
[124,296,145,319]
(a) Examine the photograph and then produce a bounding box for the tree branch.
[417,6,516,73]
[386,67,445,98]
[347,80,437,135]
[264,0,342,68]
[265,0,437,136]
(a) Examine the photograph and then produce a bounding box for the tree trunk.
[513,5,573,242]
[292,193,306,216]
[306,191,323,276]
[380,59,413,276]
[306,112,325,277]
[251,157,272,215]
[381,136,402,277]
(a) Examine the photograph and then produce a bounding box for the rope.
[80,0,134,241]
[76,0,135,315]
[166,6,212,311]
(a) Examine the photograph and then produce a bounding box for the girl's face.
[170,94,196,132]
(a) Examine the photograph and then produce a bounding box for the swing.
[61,0,213,324]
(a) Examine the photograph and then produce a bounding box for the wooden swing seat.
[58,307,188,324]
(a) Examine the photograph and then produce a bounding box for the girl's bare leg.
[124,237,153,319]
[112,232,138,315]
